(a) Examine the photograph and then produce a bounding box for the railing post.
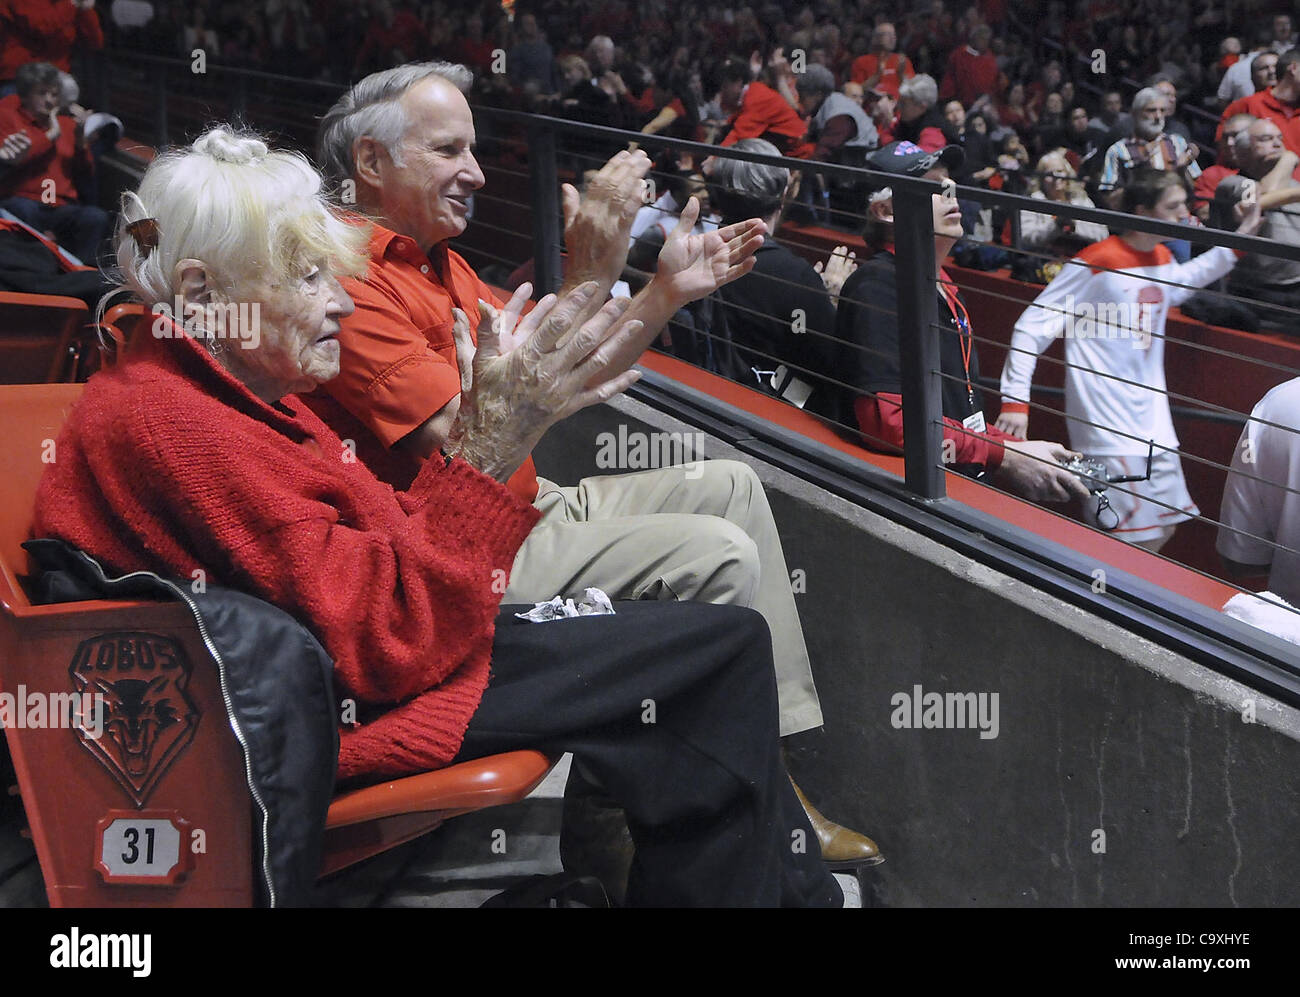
[528,120,562,297]
[893,183,946,500]
[153,62,169,149]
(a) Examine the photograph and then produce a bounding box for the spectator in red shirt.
[1025,60,1063,119]
[867,90,898,145]
[0,0,103,88]
[848,21,914,99]
[1219,36,1243,73]
[1220,48,1300,156]
[939,24,1001,109]
[0,61,107,263]
[455,12,497,76]
[353,0,426,80]
[719,58,811,157]
[994,80,1035,138]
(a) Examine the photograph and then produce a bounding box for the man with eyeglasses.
[1212,118,1300,333]
[1194,113,1256,222]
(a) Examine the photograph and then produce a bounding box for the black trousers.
[455,601,840,908]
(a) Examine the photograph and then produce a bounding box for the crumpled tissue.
[515,587,616,623]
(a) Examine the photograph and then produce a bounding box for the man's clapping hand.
[652,196,765,305]
[814,245,858,303]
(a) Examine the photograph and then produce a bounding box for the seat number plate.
[95,811,193,885]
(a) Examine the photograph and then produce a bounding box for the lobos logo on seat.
[70,633,199,807]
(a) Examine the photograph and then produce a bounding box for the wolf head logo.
[70,633,198,807]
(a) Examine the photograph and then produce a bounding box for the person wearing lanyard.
[831,141,1091,503]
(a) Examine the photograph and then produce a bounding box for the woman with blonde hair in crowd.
[1019,148,1109,253]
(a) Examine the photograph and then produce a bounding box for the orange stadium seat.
[0,293,90,385]
[76,302,150,380]
[0,383,554,907]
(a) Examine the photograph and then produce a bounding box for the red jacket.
[33,326,540,781]
[722,81,813,157]
[0,92,92,204]
[0,0,104,80]
[855,392,1011,471]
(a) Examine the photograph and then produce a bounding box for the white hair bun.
[191,128,269,164]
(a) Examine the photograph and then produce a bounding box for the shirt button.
[420,264,429,274]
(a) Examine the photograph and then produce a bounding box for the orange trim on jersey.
[1076,235,1173,275]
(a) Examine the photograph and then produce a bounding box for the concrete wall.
[534,396,1300,907]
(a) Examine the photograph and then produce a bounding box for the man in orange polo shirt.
[310,61,882,871]
[1221,48,1300,155]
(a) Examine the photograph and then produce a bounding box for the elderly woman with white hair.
[31,126,850,907]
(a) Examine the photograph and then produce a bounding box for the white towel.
[1221,591,1300,645]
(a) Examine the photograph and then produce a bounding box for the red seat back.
[0,293,88,384]
[0,383,554,904]
[0,383,84,602]
[0,383,254,906]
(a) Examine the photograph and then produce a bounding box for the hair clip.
[126,216,160,254]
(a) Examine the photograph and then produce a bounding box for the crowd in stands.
[18,1,1284,314]
[5,1,1300,570]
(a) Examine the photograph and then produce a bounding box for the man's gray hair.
[898,73,938,108]
[317,61,473,182]
[710,138,788,220]
[1131,87,1166,114]
[796,64,836,99]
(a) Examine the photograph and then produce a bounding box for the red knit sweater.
[33,326,539,781]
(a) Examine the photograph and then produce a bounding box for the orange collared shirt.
[307,221,539,503]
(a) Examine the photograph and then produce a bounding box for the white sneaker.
[833,872,862,908]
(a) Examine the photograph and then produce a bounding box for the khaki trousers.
[504,459,823,736]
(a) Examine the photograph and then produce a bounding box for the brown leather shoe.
[791,779,884,869]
